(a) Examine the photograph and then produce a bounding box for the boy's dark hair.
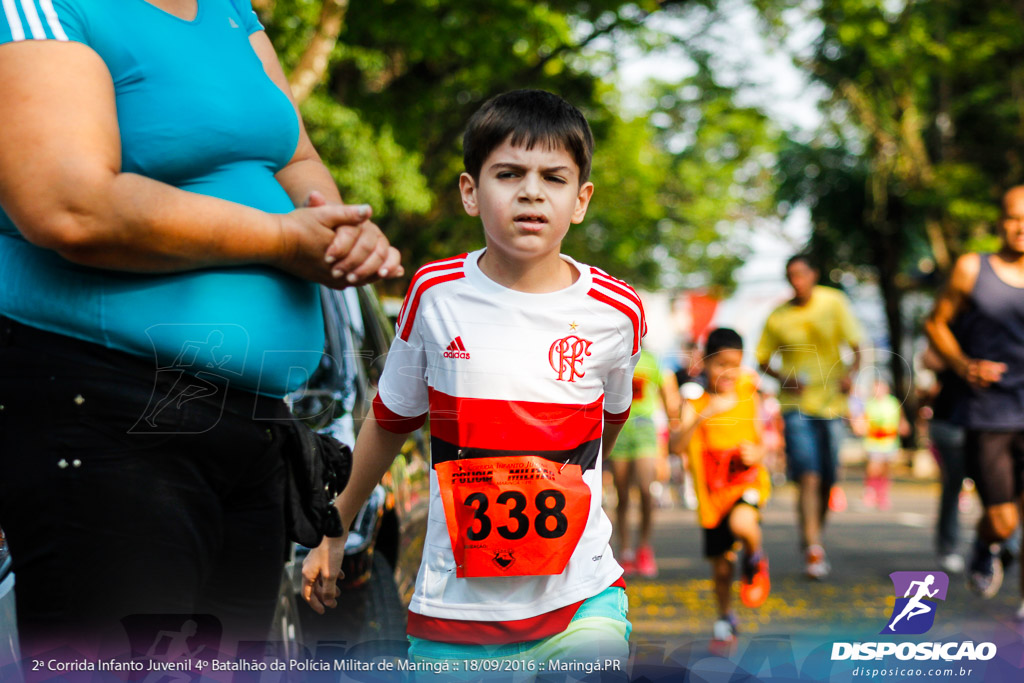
[462,89,594,183]
[785,253,815,271]
[704,327,744,356]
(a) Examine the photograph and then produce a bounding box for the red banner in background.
[688,291,719,343]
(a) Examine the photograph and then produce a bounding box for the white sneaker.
[712,615,738,642]
[938,553,965,574]
[805,545,831,580]
[967,541,1004,599]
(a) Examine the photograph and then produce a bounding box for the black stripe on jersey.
[430,435,600,473]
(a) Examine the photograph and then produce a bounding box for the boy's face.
[459,137,594,266]
[704,348,743,394]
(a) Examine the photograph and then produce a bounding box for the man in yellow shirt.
[756,254,862,579]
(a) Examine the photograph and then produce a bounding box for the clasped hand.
[278,191,403,288]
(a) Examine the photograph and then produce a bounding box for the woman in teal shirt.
[0,0,401,661]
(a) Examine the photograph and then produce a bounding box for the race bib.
[703,447,759,491]
[435,456,591,578]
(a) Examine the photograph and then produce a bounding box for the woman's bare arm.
[0,41,390,287]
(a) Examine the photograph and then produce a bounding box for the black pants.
[0,317,291,660]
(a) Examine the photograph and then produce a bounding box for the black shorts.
[966,429,1024,507]
[702,501,759,558]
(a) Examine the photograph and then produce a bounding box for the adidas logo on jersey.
[443,336,470,359]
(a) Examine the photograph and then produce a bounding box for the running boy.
[679,328,772,648]
[302,90,642,669]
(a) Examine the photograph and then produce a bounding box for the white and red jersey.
[374,249,644,628]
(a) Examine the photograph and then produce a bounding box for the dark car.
[274,286,430,652]
[0,285,429,667]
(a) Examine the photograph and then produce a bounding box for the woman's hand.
[274,200,402,289]
[304,191,403,285]
[301,531,349,614]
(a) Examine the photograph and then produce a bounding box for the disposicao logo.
[884,571,947,635]
[831,570,997,663]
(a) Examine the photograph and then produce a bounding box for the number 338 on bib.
[435,456,591,578]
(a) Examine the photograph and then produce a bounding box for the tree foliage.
[257,0,780,294]
[762,0,1024,278]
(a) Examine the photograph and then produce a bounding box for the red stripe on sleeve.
[587,289,641,355]
[604,407,631,425]
[397,254,467,329]
[372,393,426,433]
[399,271,466,341]
[428,389,604,450]
[591,270,647,337]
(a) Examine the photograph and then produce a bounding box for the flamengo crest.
[549,335,592,382]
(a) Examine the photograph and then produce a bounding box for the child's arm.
[676,401,703,454]
[659,367,683,431]
[676,393,738,453]
[301,409,411,614]
[898,406,912,438]
[739,390,766,466]
[603,421,626,456]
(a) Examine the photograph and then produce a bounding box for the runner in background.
[921,344,969,574]
[669,338,702,509]
[860,379,910,511]
[678,328,772,650]
[610,346,681,577]
[756,255,863,580]
[760,390,787,487]
[925,185,1024,611]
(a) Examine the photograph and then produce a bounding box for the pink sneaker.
[829,485,847,512]
[877,478,892,510]
[636,545,658,577]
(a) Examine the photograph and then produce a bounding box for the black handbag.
[282,419,352,547]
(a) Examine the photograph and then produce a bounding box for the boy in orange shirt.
[679,328,772,647]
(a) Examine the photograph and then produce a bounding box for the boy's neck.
[477,249,579,293]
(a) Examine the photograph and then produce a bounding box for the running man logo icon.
[883,571,949,635]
